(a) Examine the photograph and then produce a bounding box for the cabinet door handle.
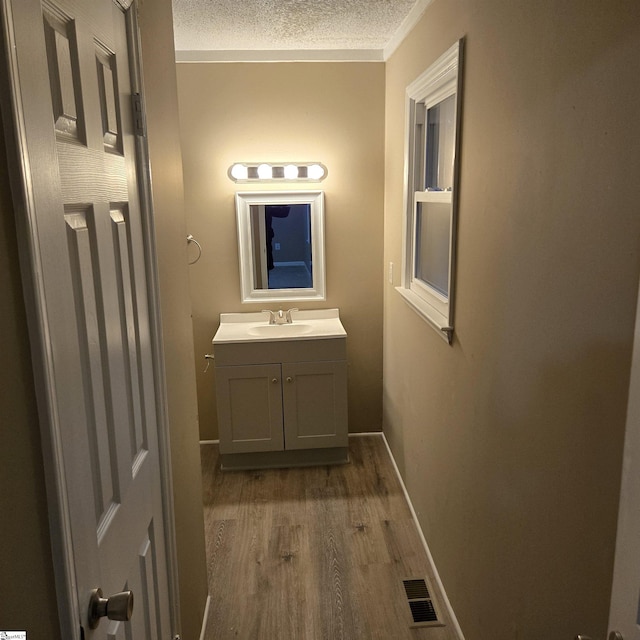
[286,376,293,383]
[271,378,278,384]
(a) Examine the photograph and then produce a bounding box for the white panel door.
[1,0,173,637]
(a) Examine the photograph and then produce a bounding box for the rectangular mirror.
[235,191,326,303]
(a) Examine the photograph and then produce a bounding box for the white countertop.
[212,308,346,344]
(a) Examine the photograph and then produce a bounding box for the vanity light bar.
[228,162,327,183]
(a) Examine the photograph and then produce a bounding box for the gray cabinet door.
[216,364,284,454]
[282,361,348,450]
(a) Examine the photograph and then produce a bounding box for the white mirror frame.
[235,190,326,303]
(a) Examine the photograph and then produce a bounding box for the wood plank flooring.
[200,435,460,640]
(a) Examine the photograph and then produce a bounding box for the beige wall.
[0,116,60,638]
[138,2,209,639]
[176,62,385,441]
[0,2,209,638]
[384,1,640,638]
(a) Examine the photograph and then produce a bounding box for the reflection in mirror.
[250,204,312,290]
[236,191,325,303]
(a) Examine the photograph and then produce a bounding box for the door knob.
[88,588,134,629]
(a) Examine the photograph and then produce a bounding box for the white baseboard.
[378,432,466,640]
[198,594,211,640]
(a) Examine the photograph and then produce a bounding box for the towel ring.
[187,234,202,265]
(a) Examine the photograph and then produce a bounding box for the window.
[398,40,463,344]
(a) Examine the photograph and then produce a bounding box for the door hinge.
[131,92,146,137]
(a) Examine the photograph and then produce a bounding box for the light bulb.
[230,164,248,180]
[307,164,325,180]
[257,163,272,179]
[284,164,298,180]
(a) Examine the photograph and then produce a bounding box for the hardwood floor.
[200,434,460,640]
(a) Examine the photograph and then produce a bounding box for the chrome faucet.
[262,308,298,325]
[262,309,277,324]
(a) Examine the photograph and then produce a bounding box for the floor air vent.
[402,578,444,628]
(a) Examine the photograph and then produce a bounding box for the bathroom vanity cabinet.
[212,310,348,470]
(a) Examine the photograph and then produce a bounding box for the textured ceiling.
[172,0,425,59]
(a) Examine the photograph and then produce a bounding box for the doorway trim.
[0,1,181,637]
[607,269,640,635]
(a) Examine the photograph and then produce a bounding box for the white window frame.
[397,39,464,344]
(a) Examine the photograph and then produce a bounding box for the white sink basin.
[248,323,314,337]
[213,308,346,343]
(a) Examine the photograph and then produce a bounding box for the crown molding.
[175,48,384,63]
[383,0,435,60]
